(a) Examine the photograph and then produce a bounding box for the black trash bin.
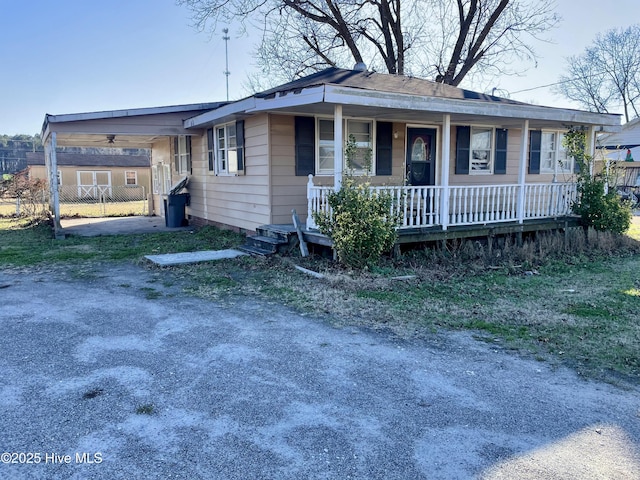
[164,193,190,227]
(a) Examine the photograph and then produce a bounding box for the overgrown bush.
[0,169,47,219]
[564,129,632,234]
[572,177,632,234]
[313,175,399,269]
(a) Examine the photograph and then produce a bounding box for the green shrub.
[573,177,632,234]
[564,129,632,234]
[313,175,399,269]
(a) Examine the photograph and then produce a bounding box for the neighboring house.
[596,118,640,191]
[26,151,152,204]
[41,67,621,240]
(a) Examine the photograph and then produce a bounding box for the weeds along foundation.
[396,226,640,270]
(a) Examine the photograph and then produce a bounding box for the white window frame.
[215,122,239,175]
[152,165,160,194]
[541,130,573,175]
[469,126,494,175]
[163,164,171,193]
[153,163,172,194]
[125,170,137,186]
[315,117,376,176]
[173,136,191,175]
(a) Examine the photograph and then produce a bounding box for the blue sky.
[0,0,637,135]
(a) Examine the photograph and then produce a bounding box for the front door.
[406,128,436,186]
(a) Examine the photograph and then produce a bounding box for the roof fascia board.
[250,86,326,113]
[324,85,621,127]
[45,103,222,124]
[185,97,257,128]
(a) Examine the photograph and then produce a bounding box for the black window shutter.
[573,154,581,174]
[494,128,508,174]
[207,128,214,171]
[529,130,541,174]
[186,136,192,175]
[455,126,470,175]
[236,120,245,172]
[376,122,393,176]
[295,116,315,176]
[173,137,179,172]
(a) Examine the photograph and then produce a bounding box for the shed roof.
[26,151,150,168]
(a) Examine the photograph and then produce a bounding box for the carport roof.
[41,102,228,148]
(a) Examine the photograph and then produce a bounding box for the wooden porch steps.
[239,224,298,256]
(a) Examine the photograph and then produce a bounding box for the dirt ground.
[1,261,639,479]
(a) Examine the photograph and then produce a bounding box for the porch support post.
[440,114,451,230]
[586,125,597,177]
[44,132,63,237]
[333,104,343,191]
[517,120,529,224]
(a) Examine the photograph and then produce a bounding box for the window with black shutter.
[295,116,315,176]
[376,122,393,176]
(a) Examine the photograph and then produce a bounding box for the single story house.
[26,151,152,203]
[41,67,621,241]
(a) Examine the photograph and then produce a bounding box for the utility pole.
[223,28,230,101]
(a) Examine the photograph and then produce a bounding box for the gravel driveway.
[1,262,639,479]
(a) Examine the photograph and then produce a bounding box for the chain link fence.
[0,185,149,217]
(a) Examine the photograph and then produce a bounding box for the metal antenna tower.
[223,28,230,101]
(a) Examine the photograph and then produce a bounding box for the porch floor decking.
[255,216,583,251]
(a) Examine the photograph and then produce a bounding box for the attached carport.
[41,103,224,237]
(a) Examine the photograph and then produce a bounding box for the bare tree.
[557,25,640,123]
[178,0,559,89]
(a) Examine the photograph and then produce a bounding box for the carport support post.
[44,132,63,238]
[333,104,343,191]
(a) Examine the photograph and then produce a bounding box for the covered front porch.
[307,177,578,232]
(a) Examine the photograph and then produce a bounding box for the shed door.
[77,171,112,199]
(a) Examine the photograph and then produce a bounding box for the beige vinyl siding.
[447,126,569,185]
[27,165,47,181]
[270,115,305,225]
[188,114,270,231]
[29,165,149,187]
[269,116,407,225]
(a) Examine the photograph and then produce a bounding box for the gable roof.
[26,151,150,168]
[256,67,524,106]
[186,67,621,131]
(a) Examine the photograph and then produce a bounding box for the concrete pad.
[144,249,247,266]
[60,216,193,236]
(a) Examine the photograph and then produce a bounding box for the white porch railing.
[306,175,577,231]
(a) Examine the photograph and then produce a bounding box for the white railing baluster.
[306,181,577,231]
